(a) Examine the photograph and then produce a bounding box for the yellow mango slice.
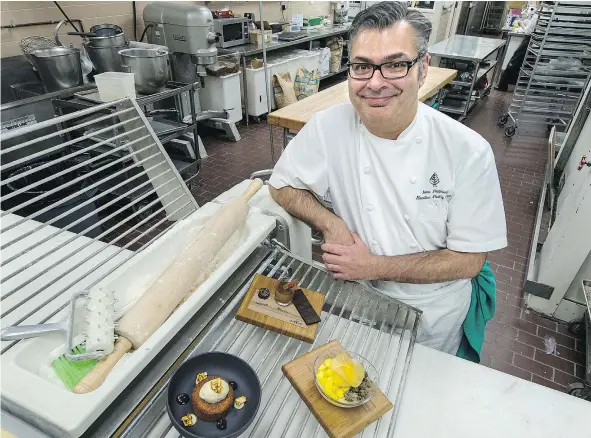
[331,352,364,387]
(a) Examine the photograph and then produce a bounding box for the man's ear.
[419,53,430,87]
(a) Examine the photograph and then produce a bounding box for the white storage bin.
[246,58,292,115]
[94,72,135,101]
[200,71,243,123]
[278,53,303,87]
[298,50,322,73]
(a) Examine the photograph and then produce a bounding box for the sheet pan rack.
[0,97,199,354]
[498,1,591,137]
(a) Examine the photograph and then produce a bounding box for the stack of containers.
[245,54,293,115]
[291,49,322,74]
[245,48,326,116]
[199,53,243,123]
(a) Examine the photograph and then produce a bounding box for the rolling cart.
[498,1,591,137]
[429,35,505,122]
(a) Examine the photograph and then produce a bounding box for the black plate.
[167,352,261,438]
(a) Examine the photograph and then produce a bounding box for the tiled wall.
[0,1,331,58]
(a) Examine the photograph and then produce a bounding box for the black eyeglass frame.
[346,56,422,80]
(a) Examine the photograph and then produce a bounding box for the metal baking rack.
[499,1,591,137]
[106,247,421,438]
[0,97,198,354]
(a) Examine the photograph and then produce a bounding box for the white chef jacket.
[269,102,507,354]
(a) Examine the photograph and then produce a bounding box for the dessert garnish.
[195,371,208,384]
[176,393,190,405]
[229,380,238,390]
[216,418,227,430]
[181,413,197,427]
[234,395,247,409]
[257,287,270,299]
[210,377,223,393]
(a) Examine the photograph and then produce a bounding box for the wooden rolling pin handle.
[73,337,133,394]
[241,178,263,202]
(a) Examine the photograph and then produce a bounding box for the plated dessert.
[175,371,247,430]
[167,351,261,438]
[314,351,377,407]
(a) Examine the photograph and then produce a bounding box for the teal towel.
[456,261,496,363]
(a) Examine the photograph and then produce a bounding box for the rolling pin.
[73,179,263,394]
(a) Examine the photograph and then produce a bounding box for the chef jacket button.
[410,176,417,184]
[410,242,418,249]
[366,204,374,213]
[371,240,379,247]
[403,214,410,221]
[364,167,371,175]
[415,137,422,144]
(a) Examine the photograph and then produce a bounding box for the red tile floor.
[188,82,586,394]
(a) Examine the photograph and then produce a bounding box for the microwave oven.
[213,17,249,48]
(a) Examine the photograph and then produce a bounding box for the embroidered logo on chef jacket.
[429,172,440,187]
[415,172,451,218]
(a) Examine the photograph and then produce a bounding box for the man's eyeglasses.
[347,56,421,80]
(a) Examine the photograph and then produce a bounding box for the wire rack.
[123,248,421,438]
[499,1,591,137]
[0,97,198,354]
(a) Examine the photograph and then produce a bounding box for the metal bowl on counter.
[119,48,169,95]
[68,23,126,48]
[84,41,128,73]
[29,47,83,92]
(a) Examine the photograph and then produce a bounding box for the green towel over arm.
[456,261,496,363]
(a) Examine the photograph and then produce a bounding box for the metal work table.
[429,35,505,120]
[429,35,507,62]
[219,26,350,124]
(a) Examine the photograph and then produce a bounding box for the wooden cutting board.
[282,340,393,438]
[235,274,324,343]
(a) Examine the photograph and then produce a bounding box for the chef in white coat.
[268,2,507,354]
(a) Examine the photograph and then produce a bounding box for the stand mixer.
[143,2,241,142]
[143,2,219,79]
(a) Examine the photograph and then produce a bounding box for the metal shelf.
[451,61,498,86]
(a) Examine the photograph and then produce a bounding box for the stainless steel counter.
[218,26,350,57]
[429,35,506,62]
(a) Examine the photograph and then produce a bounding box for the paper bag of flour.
[294,67,320,100]
[272,72,297,108]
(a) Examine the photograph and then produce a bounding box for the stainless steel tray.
[115,247,422,438]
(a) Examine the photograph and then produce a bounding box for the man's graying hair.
[348,2,432,76]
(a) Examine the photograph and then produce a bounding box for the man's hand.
[321,233,378,280]
[322,218,355,246]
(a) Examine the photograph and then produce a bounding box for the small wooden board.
[235,274,324,343]
[282,340,393,438]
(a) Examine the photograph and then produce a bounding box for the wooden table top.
[267,66,457,131]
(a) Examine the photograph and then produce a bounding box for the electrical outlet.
[281,1,288,10]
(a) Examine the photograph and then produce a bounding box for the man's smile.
[360,93,400,106]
